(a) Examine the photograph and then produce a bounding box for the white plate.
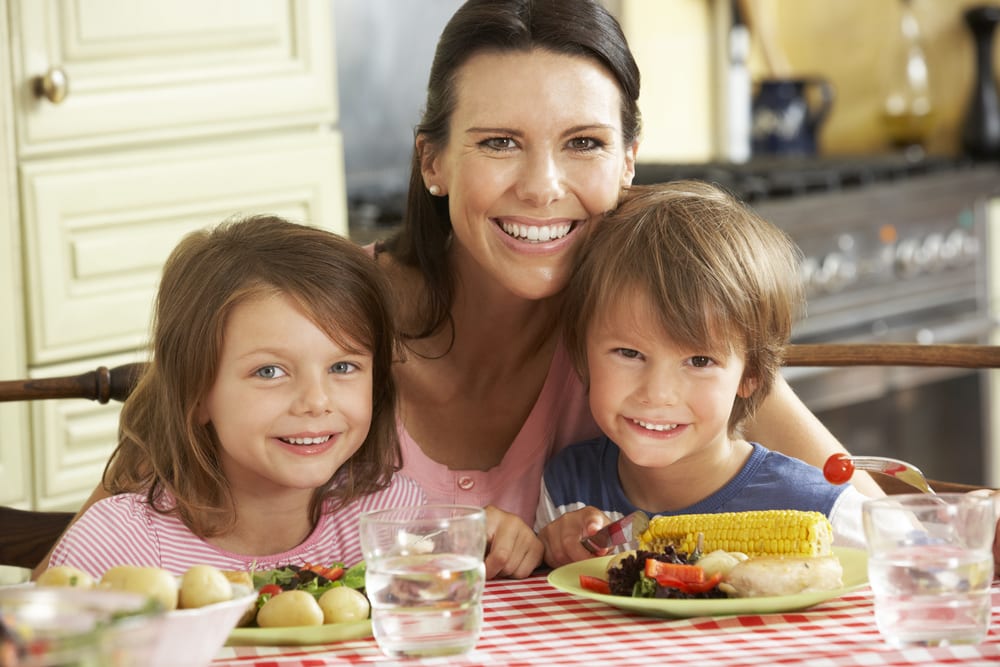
[547,546,868,618]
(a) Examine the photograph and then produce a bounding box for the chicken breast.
[720,555,843,597]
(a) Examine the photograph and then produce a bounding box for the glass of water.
[862,493,995,647]
[359,504,487,658]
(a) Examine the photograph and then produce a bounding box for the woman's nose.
[515,151,565,206]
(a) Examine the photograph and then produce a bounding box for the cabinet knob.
[33,66,69,104]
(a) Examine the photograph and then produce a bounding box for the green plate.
[227,619,371,646]
[547,546,868,618]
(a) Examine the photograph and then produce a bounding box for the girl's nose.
[294,375,334,415]
[515,152,565,207]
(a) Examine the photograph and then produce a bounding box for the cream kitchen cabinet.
[0,0,346,511]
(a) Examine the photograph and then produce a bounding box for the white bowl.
[0,585,256,667]
[148,589,257,667]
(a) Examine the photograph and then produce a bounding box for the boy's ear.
[737,375,759,398]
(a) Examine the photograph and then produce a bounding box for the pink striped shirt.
[49,474,425,579]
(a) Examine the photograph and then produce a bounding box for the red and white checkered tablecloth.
[212,575,1000,667]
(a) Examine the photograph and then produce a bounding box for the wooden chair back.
[1,344,998,570]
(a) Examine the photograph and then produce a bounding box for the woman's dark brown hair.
[382,0,641,342]
[105,215,400,537]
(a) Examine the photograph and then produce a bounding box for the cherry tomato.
[258,583,283,598]
[823,453,855,485]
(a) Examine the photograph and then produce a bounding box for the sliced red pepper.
[644,559,705,584]
[579,574,611,595]
[303,563,345,581]
[653,571,723,595]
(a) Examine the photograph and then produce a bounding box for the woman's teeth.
[281,435,331,445]
[632,419,677,432]
[501,222,571,242]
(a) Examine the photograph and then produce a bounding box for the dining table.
[212,572,1000,667]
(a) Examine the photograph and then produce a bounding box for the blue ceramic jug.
[751,78,834,156]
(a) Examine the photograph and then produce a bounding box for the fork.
[847,455,937,495]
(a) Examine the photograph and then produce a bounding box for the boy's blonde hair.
[563,181,804,433]
[105,215,400,537]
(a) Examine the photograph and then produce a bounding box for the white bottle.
[724,0,752,163]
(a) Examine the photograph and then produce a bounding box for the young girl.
[535,182,867,567]
[48,216,425,577]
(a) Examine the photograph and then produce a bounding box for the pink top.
[49,474,425,579]
[398,343,598,524]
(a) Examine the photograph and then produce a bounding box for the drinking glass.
[359,504,487,658]
[862,493,995,647]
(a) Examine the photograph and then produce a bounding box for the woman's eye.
[568,136,604,151]
[331,361,358,375]
[254,365,286,379]
[615,348,642,360]
[481,137,517,152]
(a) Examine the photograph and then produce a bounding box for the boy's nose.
[640,369,678,405]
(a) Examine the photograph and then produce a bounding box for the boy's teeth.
[633,419,677,432]
[282,435,331,445]
[501,222,571,242]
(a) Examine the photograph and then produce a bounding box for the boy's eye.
[254,365,286,379]
[689,356,714,368]
[331,361,358,374]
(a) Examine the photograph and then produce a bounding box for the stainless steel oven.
[633,158,1000,487]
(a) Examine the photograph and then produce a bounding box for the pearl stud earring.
[428,185,441,196]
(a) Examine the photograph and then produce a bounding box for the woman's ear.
[416,135,444,194]
[622,139,639,187]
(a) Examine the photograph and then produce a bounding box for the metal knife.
[580,510,650,554]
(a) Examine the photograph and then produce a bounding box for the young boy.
[535,181,866,567]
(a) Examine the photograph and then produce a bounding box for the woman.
[42,0,880,581]
[373,0,880,578]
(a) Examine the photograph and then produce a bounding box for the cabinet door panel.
[11,0,335,156]
[21,132,346,365]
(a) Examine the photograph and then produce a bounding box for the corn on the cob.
[639,510,833,558]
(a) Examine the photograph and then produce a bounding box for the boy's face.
[584,290,752,469]
[201,293,373,501]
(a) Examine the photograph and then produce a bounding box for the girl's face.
[422,49,637,301]
[201,293,373,499]
[585,291,752,469]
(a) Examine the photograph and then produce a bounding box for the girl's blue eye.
[254,365,286,379]
[331,361,357,374]
[616,348,642,359]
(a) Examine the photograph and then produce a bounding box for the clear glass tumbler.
[862,493,995,647]
[359,504,487,658]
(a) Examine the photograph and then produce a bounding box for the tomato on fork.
[823,453,855,485]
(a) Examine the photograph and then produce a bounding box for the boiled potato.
[256,590,323,628]
[179,564,232,609]
[100,565,179,611]
[318,586,370,623]
[36,565,95,589]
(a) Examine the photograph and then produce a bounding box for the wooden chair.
[0,344,997,571]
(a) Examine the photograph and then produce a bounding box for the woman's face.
[422,49,638,301]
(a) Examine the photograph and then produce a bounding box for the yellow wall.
[751,0,1000,156]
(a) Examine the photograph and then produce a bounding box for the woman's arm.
[31,482,111,579]
[745,375,885,498]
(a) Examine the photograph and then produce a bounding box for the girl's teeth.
[501,222,571,243]
[633,419,677,432]
[282,435,331,445]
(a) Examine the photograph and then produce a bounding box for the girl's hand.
[538,506,612,569]
[483,505,544,579]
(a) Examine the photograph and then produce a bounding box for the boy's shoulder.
[546,435,613,470]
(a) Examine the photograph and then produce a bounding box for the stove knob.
[815,252,856,292]
[894,238,921,276]
[798,257,820,293]
[921,233,944,271]
[940,229,965,265]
